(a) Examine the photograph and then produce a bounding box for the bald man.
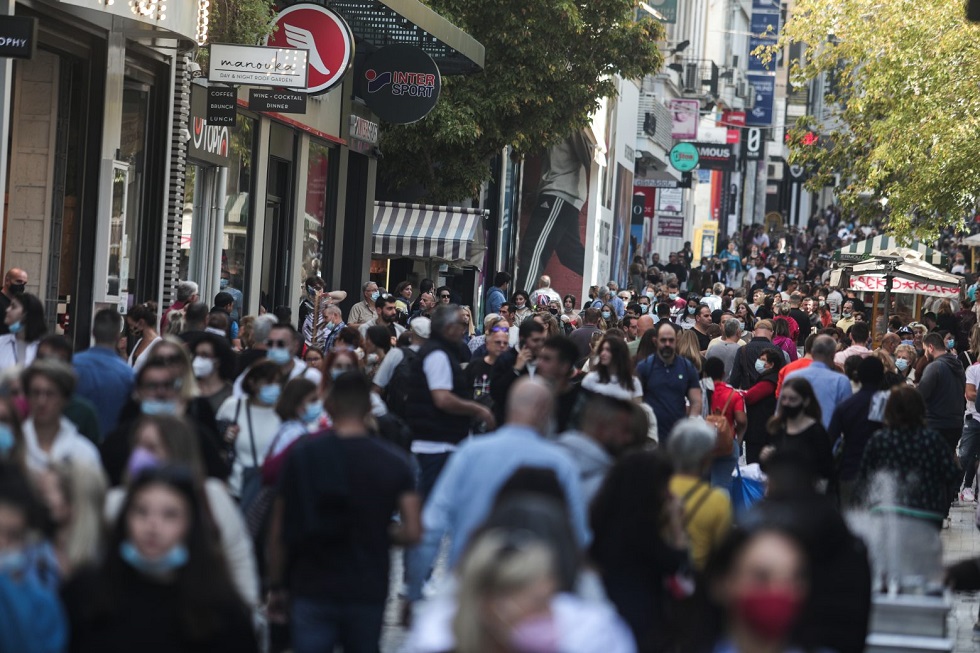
[0,268,27,336]
[628,314,656,357]
[405,377,588,603]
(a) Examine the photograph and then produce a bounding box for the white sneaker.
[943,517,952,529]
[963,488,977,503]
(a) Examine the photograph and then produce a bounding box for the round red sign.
[266,3,354,95]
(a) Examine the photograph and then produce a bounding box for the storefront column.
[0,0,14,267]
[245,118,272,315]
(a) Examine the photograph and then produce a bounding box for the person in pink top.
[833,321,872,371]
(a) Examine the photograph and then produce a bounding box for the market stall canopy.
[961,233,980,247]
[373,201,487,269]
[832,235,947,267]
[830,247,962,296]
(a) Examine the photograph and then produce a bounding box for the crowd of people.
[4,208,980,653]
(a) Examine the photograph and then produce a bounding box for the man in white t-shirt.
[531,275,562,306]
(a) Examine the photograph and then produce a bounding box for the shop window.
[223,115,256,315]
[302,141,331,285]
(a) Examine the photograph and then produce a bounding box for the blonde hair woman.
[460,305,477,341]
[675,328,704,374]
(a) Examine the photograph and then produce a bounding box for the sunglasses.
[151,354,184,366]
[439,294,451,299]
[490,325,509,333]
[266,339,290,348]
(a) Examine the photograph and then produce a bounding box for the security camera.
[188,61,203,78]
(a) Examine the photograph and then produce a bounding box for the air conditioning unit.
[684,63,699,92]
[736,79,748,98]
[768,161,784,180]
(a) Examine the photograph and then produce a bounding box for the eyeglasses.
[139,380,180,393]
[266,339,290,348]
[490,326,509,333]
[439,294,451,299]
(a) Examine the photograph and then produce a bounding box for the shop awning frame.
[832,235,948,267]
[373,201,488,269]
[329,0,485,74]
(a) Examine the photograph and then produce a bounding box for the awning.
[372,201,487,269]
[832,235,947,267]
[830,246,962,296]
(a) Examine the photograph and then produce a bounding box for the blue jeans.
[416,451,452,503]
[708,441,740,489]
[960,416,980,489]
[291,597,384,653]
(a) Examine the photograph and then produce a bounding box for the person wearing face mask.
[0,292,46,373]
[362,325,392,380]
[704,526,810,653]
[917,331,966,455]
[219,269,244,324]
[125,301,162,373]
[763,378,834,486]
[0,462,69,653]
[105,415,259,607]
[741,347,784,464]
[511,291,533,324]
[348,281,381,328]
[63,465,258,652]
[234,324,322,399]
[0,267,28,337]
[191,334,234,415]
[216,360,283,498]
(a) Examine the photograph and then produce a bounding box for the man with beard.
[636,321,702,443]
[918,331,966,454]
[556,394,637,504]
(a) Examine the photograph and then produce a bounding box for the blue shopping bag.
[730,464,766,517]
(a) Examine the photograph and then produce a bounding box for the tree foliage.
[379,0,664,203]
[199,0,277,66]
[778,0,980,239]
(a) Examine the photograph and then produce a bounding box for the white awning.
[832,246,963,296]
[833,235,947,267]
[372,201,487,269]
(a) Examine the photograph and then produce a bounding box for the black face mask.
[549,308,558,315]
[782,403,804,418]
[9,283,25,295]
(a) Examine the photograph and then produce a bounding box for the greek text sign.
[849,274,960,296]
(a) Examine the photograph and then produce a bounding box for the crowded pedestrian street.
[6,0,980,652]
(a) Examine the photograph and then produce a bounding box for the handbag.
[705,388,736,458]
[237,401,272,537]
[730,463,766,517]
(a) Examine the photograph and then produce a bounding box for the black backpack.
[385,346,419,418]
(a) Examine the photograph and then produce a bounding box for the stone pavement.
[945,503,980,652]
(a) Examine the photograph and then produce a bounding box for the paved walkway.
[945,504,980,652]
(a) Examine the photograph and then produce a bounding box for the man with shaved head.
[405,377,588,606]
[0,267,27,336]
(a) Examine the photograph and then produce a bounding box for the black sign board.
[693,142,736,171]
[206,87,237,126]
[354,44,441,124]
[189,85,231,167]
[0,16,37,60]
[248,89,308,114]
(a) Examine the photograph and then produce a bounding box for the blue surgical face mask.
[947,339,956,350]
[0,548,26,575]
[219,278,230,289]
[330,368,345,380]
[687,307,696,315]
[895,358,909,372]
[127,446,160,479]
[901,339,914,347]
[0,424,14,456]
[370,291,380,302]
[120,540,188,577]
[302,402,323,424]
[754,359,767,374]
[737,321,745,331]
[141,399,179,416]
[668,293,678,300]
[640,304,649,314]
[601,311,611,320]
[258,384,281,406]
[7,321,22,335]
[267,347,291,366]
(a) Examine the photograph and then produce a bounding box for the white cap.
[411,317,431,339]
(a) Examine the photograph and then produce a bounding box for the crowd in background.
[4,206,980,653]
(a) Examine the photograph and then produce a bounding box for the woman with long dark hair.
[742,347,784,464]
[764,377,834,484]
[0,292,46,370]
[589,450,689,652]
[126,301,161,372]
[62,465,257,652]
[581,335,641,401]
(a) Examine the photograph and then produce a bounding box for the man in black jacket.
[490,320,547,425]
[729,319,776,389]
[918,331,966,453]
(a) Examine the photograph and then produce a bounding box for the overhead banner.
[849,274,960,297]
[355,44,442,124]
[748,11,781,72]
[266,3,354,95]
[693,142,735,170]
[746,74,775,126]
[669,98,700,140]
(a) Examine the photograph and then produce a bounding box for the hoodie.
[918,353,966,430]
[556,431,613,506]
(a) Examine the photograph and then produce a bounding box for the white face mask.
[191,356,214,378]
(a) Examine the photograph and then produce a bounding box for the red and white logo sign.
[266,3,354,95]
[721,111,746,144]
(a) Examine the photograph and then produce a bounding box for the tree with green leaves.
[379,0,664,203]
[777,0,980,239]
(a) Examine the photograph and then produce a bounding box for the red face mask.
[734,586,803,641]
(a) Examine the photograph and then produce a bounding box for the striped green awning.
[832,235,947,267]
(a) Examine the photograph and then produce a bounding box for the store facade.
[0,0,205,347]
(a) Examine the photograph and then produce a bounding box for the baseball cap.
[897,326,913,336]
[411,317,431,339]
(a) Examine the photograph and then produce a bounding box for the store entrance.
[260,157,294,313]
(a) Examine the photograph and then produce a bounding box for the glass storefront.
[302,141,331,285]
[119,85,150,307]
[223,115,257,314]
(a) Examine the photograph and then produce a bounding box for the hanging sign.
[266,3,354,95]
[189,85,231,165]
[205,87,237,126]
[248,88,308,113]
[209,43,309,88]
[0,16,36,59]
[354,44,442,124]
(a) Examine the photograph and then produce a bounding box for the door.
[260,157,293,313]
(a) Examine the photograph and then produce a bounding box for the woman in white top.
[103,414,260,607]
[21,359,100,473]
[216,360,283,497]
[581,335,643,402]
[0,292,46,371]
[126,301,162,372]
